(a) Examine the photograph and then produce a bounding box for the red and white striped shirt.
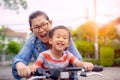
[34,49,79,69]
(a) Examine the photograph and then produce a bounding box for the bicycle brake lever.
[87,72,103,77]
[80,68,87,77]
[80,71,87,77]
[80,66,103,77]
[80,71,103,77]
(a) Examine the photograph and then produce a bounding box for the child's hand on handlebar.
[83,62,94,71]
[28,65,37,74]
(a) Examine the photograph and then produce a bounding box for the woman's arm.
[67,38,82,61]
[12,36,34,79]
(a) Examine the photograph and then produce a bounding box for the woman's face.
[30,15,52,43]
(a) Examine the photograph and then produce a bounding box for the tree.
[72,21,96,42]
[0,26,7,65]
[0,26,6,53]
[106,24,118,40]
[98,21,119,47]
[0,0,27,13]
[72,21,99,59]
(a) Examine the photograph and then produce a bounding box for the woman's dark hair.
[49,25,71,41]
[29,10,50,27]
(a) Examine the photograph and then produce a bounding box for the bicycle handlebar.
[63,65,103,72]
[92,65,103,72]
[30,65,103,80]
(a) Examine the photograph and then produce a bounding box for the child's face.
[49,29,70,51]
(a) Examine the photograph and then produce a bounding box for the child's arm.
[75,60,94,71]
[29,53,44,73]
[68,51,94,71]
[28,64,40,74]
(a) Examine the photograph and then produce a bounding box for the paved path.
[78,67,120,80]
[0,66,14,80]
[0,66,120,80]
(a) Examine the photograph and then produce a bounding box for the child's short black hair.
[49,25,71,41]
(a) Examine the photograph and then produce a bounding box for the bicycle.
[27,65,103,80]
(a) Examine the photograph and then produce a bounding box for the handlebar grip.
[92,65,103,72]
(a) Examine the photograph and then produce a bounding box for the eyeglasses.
[32,23,48,31]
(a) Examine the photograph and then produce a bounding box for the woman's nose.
[38,27,44,32]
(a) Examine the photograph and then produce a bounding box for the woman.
[12,10,82,80]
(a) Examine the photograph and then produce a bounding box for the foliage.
[106,24,118,39]
[83,58,99,65]
[0,43,6,53]
[72,19,120,60]
[100,47,114,66]
[72,21,96,42]
[99,38,120,50]
[114,58,120,65]
[110,41,120,50]
[0,26,6,40]
[98,38,112,48]
[75,40,94,58]
[0,26,7,53]
[72,19,120,44]
[6,40,21,54]
[98,21,119,46]
[1,0,27,13]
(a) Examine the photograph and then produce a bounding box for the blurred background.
[0,0,120,80]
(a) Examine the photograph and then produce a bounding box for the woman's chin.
[41,38,49,43]
[41,40,47,43]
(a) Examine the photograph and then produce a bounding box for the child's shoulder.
[64,50,74,56]
[64,50,71,54]
[41,49,51,55]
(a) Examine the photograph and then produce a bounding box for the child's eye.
[56,36,60,38]
[63,37,67,39]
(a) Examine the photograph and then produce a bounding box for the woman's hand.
[16,62,31,78]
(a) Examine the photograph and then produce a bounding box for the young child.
[28,25,94,79]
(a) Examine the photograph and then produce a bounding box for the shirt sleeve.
[67,38,82,61]
[12,36,34,79]
[34,53,44,67]
[68,52,79,66]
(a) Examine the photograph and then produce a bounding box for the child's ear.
[49,39,52,44]
[66,41,70,48]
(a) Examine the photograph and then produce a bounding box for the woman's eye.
[42,24,46,26]
[35,27,38,28]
